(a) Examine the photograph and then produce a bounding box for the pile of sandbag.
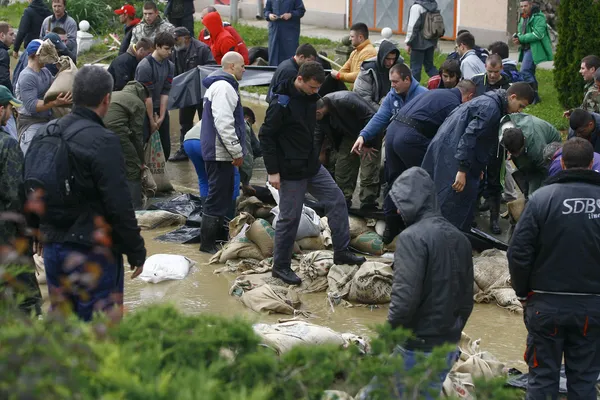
[229,272,303,315]
[135,210,186,230]
[139,254,195,283]
[348,216,386,256]
[327,261,393,306]
[253,320,369,355]
[473,249,522,313]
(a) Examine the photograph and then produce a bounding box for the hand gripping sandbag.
[44,56,77,104]
[144,130,174,193]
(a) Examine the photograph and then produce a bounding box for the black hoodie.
[13,0,52,53]
[360,41,401,103]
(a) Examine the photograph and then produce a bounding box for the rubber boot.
[334,249,366,266]
[489,197,501,235]
[272,265,302,285]
[382,214,405,245]
[478,197,490,212]
[199,214,221,254]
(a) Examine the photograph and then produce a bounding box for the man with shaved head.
[199,51,246,254]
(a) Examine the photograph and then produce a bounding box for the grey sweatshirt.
[134,55,174,108]
[15,67,54,119]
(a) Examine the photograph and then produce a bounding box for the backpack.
[23,117,94,228]
[422,10,445,40]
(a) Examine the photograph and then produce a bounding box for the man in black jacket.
[508,138,600,400]
[108,38,153,91]
[259,62,365,285]
[27,66,146,322]
[0,23,15,94]
[387,167,473,397]
[12,0,51,58]
[266,43,317,103]
[169,26,216,162]
[165,0,195,37]
[315,91,378,210]
[471,54,511,97]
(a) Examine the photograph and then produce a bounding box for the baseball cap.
[26,39,43,56]
[43,32,67,52]
[173,27,191,38]
[114,4,136,17]
[0,85,22,108]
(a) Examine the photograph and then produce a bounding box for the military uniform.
[582,81,600,113]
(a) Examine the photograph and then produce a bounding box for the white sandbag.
[442,371,476,399]
[135,210,186,230]
[327,264,359,299]
[473,249,510,292]
[34,254,46,285]
[320,217,333,248]
[375,220,386,237]
[322,391,355,400]
[253,321,348,354]
[454,332,505,379]
[139,254,195,283]
[271,205,321,240]
[347,262,393,304]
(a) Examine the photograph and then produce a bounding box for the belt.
[393,115,436,139]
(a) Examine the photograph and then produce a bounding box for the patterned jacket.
[130,16,175,46]
[582,81,600,114]
[0,128,24,245]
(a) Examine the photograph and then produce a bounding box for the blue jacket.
[568,112,600,154]
[398,87,462,131]
[200,70,246,162]
[360,77,428,141]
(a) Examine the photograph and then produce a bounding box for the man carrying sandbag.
[508,138,600,399]
[259,62,365,285]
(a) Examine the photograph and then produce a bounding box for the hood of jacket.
[376,40,401,71]
[389,167,440,226]
[203,12,225,37]
[502,58,518,68]
[121,81,148,102]
[415,0,438,12]
[202,69,239,91]
[30,0,52,16]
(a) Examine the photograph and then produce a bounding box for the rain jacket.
[499,113,561,194]
[199,22,250,65]
[108,46,140,91]
[200,70,245,162]
[259,78,321,180]
[267,57,299,103]
[336,39,377,84]
[353,40,402,110]
[0,42,11,94]
[13,0,51,53]
[471,73,511,97]
[568,112,600,154]
[359,77,428,141]
[517,7,553,65]
[130,16,175,46]
[103,81,147,181]
[388,167,473,351]
[405,0,439,51]
[202,12,239,65]
[264,0,306,66]
[508,169,600,299]
[119,18,141,56]
[421,90,509,231]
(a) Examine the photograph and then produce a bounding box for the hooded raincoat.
[202,12,239,65]
[264,0,306,66]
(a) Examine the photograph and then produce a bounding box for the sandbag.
[322,391,354,400]
[142,165,157,197]
[37,39,59,65]
[350,231,384,256]
[229,212,255,239]
[34,254,46,285]
[327,264,359,299]
[215,258,273,275]
[442,371,476,399]
[320,217,333,248]
[211,226,264,264]
[507,198,526,223]
[239,284,301,315]
[144,130,173,193]
[44,56,77,104]
[374,220,386,237]
[295,250,334,293]
[139,254,195,283]
[246,218,276,257]
[348,262,393,304]
[253,321,350,354]
[297,236,326,251]
[454,332,505,379]
[472,249,510,292]
[348,216,372,238]
[135,210,186,230]
[271,205,321,240]
[229,272,285,296]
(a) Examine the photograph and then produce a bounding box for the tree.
[554,0,600,109]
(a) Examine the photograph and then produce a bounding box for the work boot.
[334,249,366,266]
[382,214,405,245]
[478,197,490,212]
[199,214,221,254]
[169,148,188,162]
[489,197,502,235]
[272,266,301,285]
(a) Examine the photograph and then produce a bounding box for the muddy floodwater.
[40,96,528,368]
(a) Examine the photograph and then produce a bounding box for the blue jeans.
[520,49,539,100]
[43,243,124,322]
[183,139,240,199]
[409,47,438,83]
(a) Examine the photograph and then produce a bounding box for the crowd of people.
[1,0,600,398]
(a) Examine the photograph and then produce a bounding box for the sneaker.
[169,148,188,162]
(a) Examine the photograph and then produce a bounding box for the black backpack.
[23,117,94,228]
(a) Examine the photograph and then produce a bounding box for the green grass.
[76,43,117,68]
[0,2,27,27]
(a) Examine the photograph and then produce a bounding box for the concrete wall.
[457,0,510,46]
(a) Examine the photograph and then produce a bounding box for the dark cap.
[0,85,22,107]
[173,27,190,38]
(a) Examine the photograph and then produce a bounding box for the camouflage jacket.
[130,16,175,46]
[0,128,24,245]
[582,81,600,114]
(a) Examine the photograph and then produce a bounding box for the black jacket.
[471,73,511,97]
[108,49,139,91]
[172,38,216,76]
[316,91,376,149]
[165,0,195,19]
[119,21,140,56]
[36,107,146,267]
[259,78,321,181]
[266,57,299,103]
[508,169,600,299]
[13,0,52,53]
[0,42,12,94]
[387,167,473,351]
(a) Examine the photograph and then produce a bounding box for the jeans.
[43,242,124,322]
[184,139,240,199]
[520,49,539,100]
[19,121,46,155]
[5,113,17,141]
[143,110,171,161]
[409,47,438,83]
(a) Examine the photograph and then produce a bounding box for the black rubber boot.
[489,197,502,235]
[169,148,188,162]
[272,266,302,285]
[382,214,404,245]
[334,249,366,266]
[199,214,221,254]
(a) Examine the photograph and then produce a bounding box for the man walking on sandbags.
[508,138,600,400]
[259,62,365,285]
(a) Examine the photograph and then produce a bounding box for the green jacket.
[500,113,561,193]
[0,128,23,245]
[103,81,147,180]
[517,10,553,65]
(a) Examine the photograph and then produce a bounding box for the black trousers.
[204,161,234,217]
[524,294,600,400]
[169,15,195,37]
[479,152,503,200]
[143,110,171,161]
[178,104,203,151]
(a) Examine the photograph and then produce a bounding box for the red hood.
[128,18,141,27]
[202,12,225,36]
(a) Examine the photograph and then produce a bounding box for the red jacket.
[199,21,249,65]
[201,12,242,65]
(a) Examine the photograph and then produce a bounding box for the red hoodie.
[199,22,249,65]
[202,12,239,65]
